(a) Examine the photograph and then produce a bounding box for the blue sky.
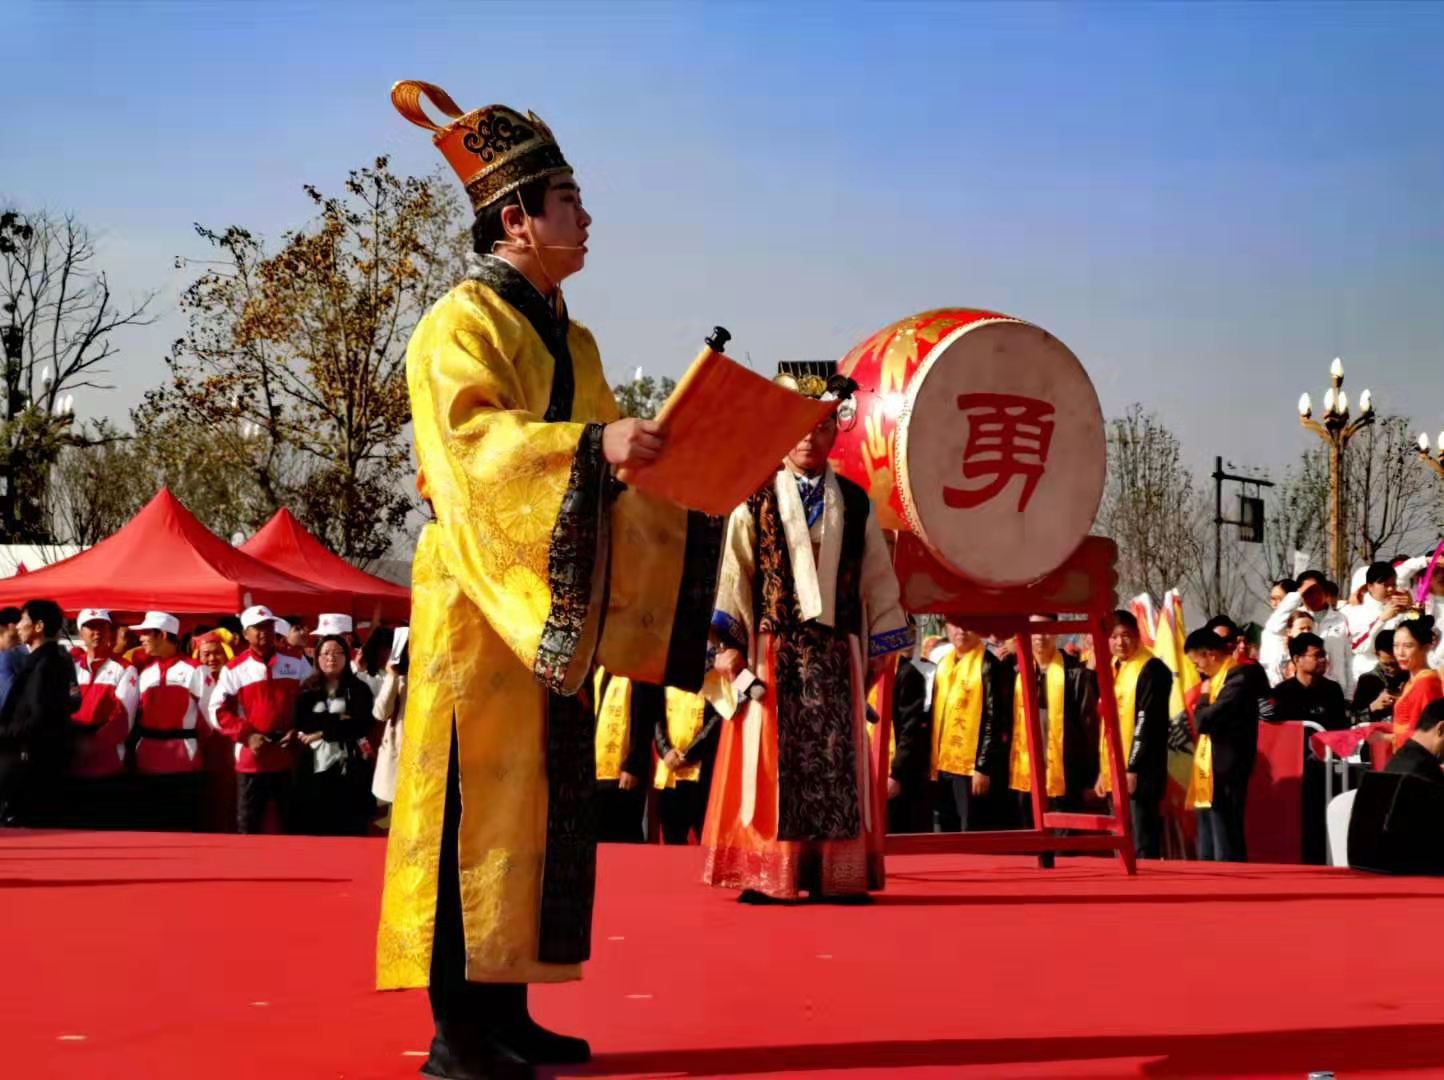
[6,0,1443,483]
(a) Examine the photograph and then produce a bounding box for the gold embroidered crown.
[391,80,572,213]
[774,361,836,399]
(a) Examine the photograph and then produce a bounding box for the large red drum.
[831,308,1105,587]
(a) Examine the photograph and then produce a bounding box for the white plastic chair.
[1327,788,1358,867]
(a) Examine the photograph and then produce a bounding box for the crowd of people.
[0,602,410,837]
[1,551,1440,866]
[860,554,1444,866]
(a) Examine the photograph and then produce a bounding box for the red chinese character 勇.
[942,394,1056,513]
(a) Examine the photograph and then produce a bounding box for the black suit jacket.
[889,658,933,788]
[1122,656,1173,799]
[0,640,81,769]
[1384,740,1444,785]
[1000,657,1100,795]
[1273,675,1349,732]
[1194,663,1274,782]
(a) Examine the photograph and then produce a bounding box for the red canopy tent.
[240,508,410,623]
[0,489,336,618]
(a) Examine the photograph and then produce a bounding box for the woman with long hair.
[292,634,375,835]
[1391,616,1442,748]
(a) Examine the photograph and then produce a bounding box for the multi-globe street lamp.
[1297,357,1375,583]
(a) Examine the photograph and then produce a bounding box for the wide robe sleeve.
[859,508,911,658]
[414,299,611,697]
[711,501,758,658]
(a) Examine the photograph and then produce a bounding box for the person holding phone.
[371,630,408,810]
[1263,570,1353,692]
[1347,561,1415,684]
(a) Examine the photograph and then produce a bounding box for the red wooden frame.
[877,534,1136,874]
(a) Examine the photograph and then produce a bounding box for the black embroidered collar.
[465,253,575,421]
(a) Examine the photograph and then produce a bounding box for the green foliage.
[145,157,466,564]
[611,373,675,420]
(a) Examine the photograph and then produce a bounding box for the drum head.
[896,319,1105,586]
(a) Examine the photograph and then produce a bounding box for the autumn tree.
[1096,404,1207,604]
[1347,416,1440,567]
[0,209,153,540]
[146,157,466,564]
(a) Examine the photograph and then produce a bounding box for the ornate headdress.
[391,80,572,212]
[774,360,835,400]
[775,360,859,422]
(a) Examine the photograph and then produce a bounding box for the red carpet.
[3,830,1443,1079]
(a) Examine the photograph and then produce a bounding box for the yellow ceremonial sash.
[595,671,632,781]
[1186,659,1233,810]
[931,645,985,779]
[1100,648,1153,794]
[1009,656,1068,796]
[654,687,706,789]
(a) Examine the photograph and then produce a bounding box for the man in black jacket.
[593,673,661,842]
[1099,610,1174,857]
[1346,700,1444,875]
[0,599,81,826]
[1385,699,1444,785]
[1272,633,1349,731]
[1008,624,1099,828]
[653,689,721,844]
[886,655,935,833]
[1185,627,1275,862]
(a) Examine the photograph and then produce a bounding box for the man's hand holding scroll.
[603,418,664,469]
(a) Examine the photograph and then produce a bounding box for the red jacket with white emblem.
[208,648,313,773]
[133,655,209,775]
[71,655,140,779]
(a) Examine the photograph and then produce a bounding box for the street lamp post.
[1297,357,1374,584]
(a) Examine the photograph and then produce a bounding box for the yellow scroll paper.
[616,345,835,516]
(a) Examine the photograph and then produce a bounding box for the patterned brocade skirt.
[701,624,886,898]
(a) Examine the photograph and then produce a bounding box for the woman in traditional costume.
[702,367,910,902]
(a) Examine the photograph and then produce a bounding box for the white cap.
[78,608,113,627]
[132,611,180,636]
[272,618,292,638]
[240,604,278,630]
[312,613,354,637]
[1350,564,1369,596]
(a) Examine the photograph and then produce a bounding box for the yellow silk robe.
[377,257,720,989]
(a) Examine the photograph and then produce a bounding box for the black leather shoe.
[738,889,784,904]
[500,984,590,1065]
[503,1016,591,1065]
[420,1028,534,1080]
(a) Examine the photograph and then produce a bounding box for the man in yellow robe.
[379,82,724,1078]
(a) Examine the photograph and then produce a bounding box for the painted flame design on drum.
[831,308,1106,588]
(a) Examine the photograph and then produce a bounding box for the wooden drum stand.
[873,534,1136,874]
